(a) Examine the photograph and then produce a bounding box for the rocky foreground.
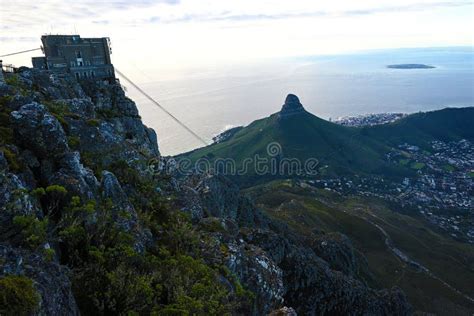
[0,68,411,315]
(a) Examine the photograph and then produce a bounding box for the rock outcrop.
[269,306,298,316]
[178,173,269,227]
[11,102,69,160]
[172,172,412,315]
[0,244,78,316]
[0,153,42,242]
[0,68,161,314]
[278,94,306,119]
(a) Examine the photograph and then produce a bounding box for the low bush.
[0,275,40,315]
[12,215,48,250]
[68,136,80,149]
[86,118,101,127]
[1,147,20,171]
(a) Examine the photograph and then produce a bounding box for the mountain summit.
[278,94,306,118]
[184,95,398,180]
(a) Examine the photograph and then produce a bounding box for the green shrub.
[0,95,13,108]
[65,112,82,120]
[5,76,20,87]
[4,76,28,96]
[52,193,236,315]
[96,108,119,119]
[1,147,20,172]
[43,248,56,262]
[13,215,48,249]
[161,213,199,255]
[68,136,80,149]
[31,187,46,199]
[54,114,69,132]
[0,275,40,315]
[199,218,226,233]
[0,126,14,145]
[109,160,140,184]
[44,100,68,117]
[43,185,69,217]
[46,184,68,196]
[220,265,254,300]
[86,118,101,127]
[59,225,88,249]
[81,151,104,178]
[73,244,233,315]
[0,112,10,125]
[29,173,240,315]
[152,254,232,315]
[43,101,71,132]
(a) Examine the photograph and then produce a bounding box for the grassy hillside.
[365,107,474,148]
[183,110,410,181]
[245,180,474,314]
[182,102,473,182]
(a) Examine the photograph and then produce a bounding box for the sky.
[1,0,473,76]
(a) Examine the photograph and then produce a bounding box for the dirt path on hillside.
[361,210,474,304]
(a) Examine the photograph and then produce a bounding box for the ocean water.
[127,47,474,155]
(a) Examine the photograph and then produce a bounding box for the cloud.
[0,36,36,43]
[2,0,471,32]
[79,0,180,10]
[92,20,110,25]
[143,0,472,24]
[0,0,180,30]
[343,1,473,15]
[1,0,472,65]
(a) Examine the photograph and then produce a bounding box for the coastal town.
[305,137,474,243]
[333,113,407,127]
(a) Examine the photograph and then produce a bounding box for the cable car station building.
[32,35,115,80]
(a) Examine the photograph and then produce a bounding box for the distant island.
[387,64,435,69]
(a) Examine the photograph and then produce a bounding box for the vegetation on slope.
[0,71,253,315]
[0,275,40,315]
[365,107,474,148]
[184,111,411,183]
[245,180,474,314]
[183,105,474,185]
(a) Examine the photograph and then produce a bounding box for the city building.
[32,35,115,80]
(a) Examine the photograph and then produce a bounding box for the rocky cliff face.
[168,172,412,315]
[0,68,412,315]
[278,94,306,119]
[1,68,159,314]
